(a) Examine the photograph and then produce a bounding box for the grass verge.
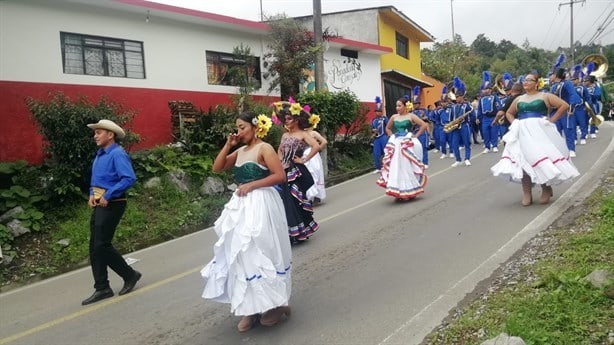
[424,172,614,345]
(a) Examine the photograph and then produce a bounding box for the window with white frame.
[60,32,145,78]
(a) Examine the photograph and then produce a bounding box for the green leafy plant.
[297,90,369,145]
[131,146,214,180]
[25,92,139,204]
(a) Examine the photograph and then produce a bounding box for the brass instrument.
[585,102,604,126]
[582,54,608,79]
[443,110,473,133]
[492,74,507,96]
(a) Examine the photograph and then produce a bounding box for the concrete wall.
[297,9,380,45]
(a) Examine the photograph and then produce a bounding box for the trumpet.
[443,110,473,133]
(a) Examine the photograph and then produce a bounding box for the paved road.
[1,123,613,345]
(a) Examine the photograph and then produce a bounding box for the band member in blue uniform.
[570,64,590,145]
[412,87,430,168]
[438,86,453,159]
[497,73,514,138]
[449,77,474,167]
[494,82,524,136]
[549,54,581,157]
[371,96,389,173]
[470,95,481,144]
[584,63,602,138]
[477,71,500,153]
[431,100,443,154]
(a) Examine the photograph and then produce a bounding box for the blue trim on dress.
[518,112,543,120]
[245,264,292,281]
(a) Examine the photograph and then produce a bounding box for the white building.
[0,0,389,163]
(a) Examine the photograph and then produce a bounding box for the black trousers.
[89,201,134,290]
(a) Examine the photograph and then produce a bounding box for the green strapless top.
[232,162,269,184]
[392,119,412,133]
[517,99,548,115]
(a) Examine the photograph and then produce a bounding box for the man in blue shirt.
[82,119,141,305]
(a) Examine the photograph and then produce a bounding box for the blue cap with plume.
[551,53,566,78]
[453,76,466,96]
[481,71,492,90]
[502,72,513,90]
[570,64,584,80]
[412,86,421,103]
[374,96,383,112]
[583,62,596,82]
[441,85,448,100]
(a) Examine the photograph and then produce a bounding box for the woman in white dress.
[491,72,580,205]
[377,98,429,200]
[303,116,327,203]
[201,112,292,332]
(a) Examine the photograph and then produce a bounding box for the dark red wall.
[0,81,276,164]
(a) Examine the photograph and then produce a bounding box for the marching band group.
[372,53,606,203]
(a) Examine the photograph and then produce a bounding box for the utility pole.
[313,0,324,91]
[313,0,328,175]
[558,0,585,66]
[450,0,455,41]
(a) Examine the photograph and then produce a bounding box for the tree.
[227,43,259,113]
[470,34,497,57]
[263,15,326,100]
[422,35,472,82]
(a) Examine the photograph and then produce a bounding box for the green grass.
[426,175,614,345]
[47,179,228,271]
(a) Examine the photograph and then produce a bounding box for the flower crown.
[405,101,414,111]
[309,114,320,129]
[252,114,272,138]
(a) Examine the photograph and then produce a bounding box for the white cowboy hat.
[87,119,126,139]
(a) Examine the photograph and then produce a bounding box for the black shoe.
[82,288,114,305]
[118,271,142,296]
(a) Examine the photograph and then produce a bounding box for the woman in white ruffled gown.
[303,128,327,203]
[491,72,580,206]
[376,98,429,200]
[201,112,292,332]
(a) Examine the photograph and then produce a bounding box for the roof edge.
[115,0,270,31]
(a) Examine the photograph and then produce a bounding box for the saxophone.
[443,110,473,133]
[585,102,603,126]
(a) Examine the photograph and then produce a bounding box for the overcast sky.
[149,0,613,51]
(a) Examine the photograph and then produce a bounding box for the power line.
[585,8,614,45]
[575,1,611,42]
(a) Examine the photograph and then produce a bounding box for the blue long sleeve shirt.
[90,143,136,200]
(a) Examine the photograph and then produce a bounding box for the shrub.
[296,90,369,145]
[25,92,139,204]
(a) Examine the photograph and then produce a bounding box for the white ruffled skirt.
[376,134,427,199]
[201,186,292,316]
[491,117,580,185]
[303,147,326,201]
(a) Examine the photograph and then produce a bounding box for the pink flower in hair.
[303,105,311,113]
[288,96,296,104]
[271,113,282,125]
